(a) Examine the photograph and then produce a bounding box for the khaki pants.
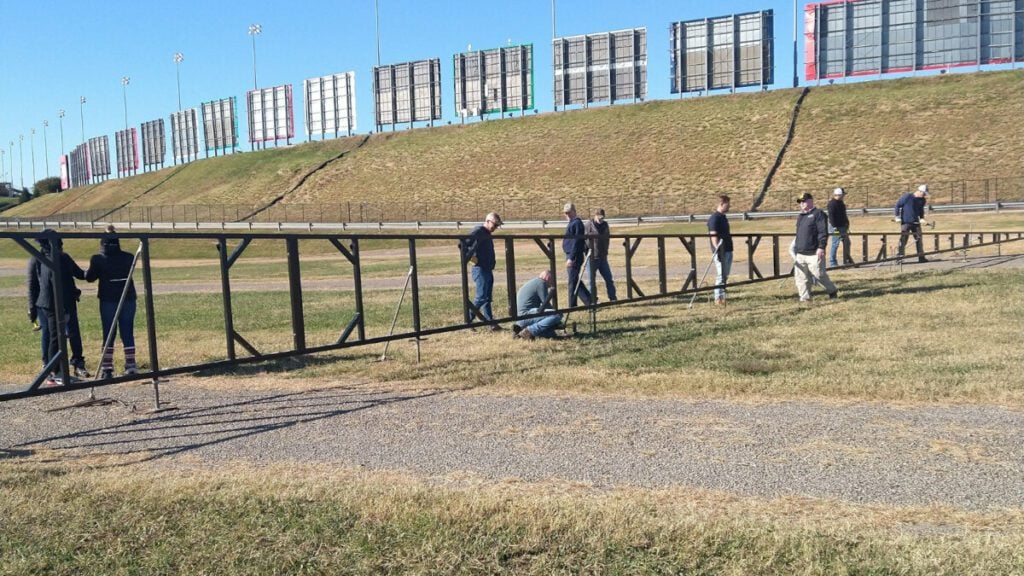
[793,253,836,301]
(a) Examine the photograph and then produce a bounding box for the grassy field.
[1,460,1021,575]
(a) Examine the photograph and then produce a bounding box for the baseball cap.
[796,193,813,204]
[917,184,929,196]
[563,202,575,213]
[595,208,605,216]
[833,188,845,196]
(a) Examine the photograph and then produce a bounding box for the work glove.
[28,306,37,323]
[893,217,901,223]
[919,219,928,227]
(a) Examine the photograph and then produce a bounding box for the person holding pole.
[562,202,591,307]
[827,187,853,267]
[463,212,503,329]
[793,193,838,303]
[86,226,138,378]
[706,195,733,305]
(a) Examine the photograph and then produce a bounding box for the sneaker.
[511,324,523,336]
[43,375,63,387]
[124,364,139,376]
[73,364,91,378]
[918,257,930,263]
[828,291,838,300]
[99,368,114,380]
[829,261,839,268]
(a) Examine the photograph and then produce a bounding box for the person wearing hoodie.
[85,226,138,379]
[27,229,88,381]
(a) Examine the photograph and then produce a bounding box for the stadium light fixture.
[248,24,262,90]
[174,52,184,111]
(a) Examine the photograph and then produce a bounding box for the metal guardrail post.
[217,237,236,361]
[286,237,306,351]
[351,239,365,341]
[458,238,472,324]
[505,238,517,319]
[657,237,667,294]
[408,239,422,362]
[141,238,160,378]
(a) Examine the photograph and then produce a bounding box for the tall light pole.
[58,109,66,155]
[30,129,37,185]
[79,96,87,145]
[174,52,184,111]
[43,121,50,178]
[793,0,799,88]
[374,0,381,66]
[121,76,131,133]
[8,142,13,186]
[1,149,5,183]
[248,24,261,91]
[18,135,24,189]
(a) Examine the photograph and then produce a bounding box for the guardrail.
[2,228,1021,407]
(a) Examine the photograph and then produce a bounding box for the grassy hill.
[4,69,1022,221]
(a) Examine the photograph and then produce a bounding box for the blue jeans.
[566,263,592,307]
[469,267,494,322]
[713,251,733,301]
[516,308,563,338]
[100,299,136,349]
[37,307,52,366]
[67,302,84,365]
[586,259,617,301]
[830,226,850,265]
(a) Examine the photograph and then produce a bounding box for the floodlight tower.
[58,109,66,155]
[79,96,87,145]
[793,0,799,88]
[0,149,5,183]
[121,76,131,133]
[174,52,184,111]
[248,24,261,91]
[18,134,24,188]
[375,0,381,66]
[30,129,36,185]
[42,121,50,178]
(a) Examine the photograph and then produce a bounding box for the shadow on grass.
[190,351,378,378]
[15,384,447,469]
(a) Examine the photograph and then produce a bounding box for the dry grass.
[0,456,1021,575]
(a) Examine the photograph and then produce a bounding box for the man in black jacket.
[86,228,139,378]
[562,202,592,307]
[583,208,616,302]
[27,230,88,381]
[827,187,853,267]
[462,212,502,328]
[792,194,838,302]
[894,184,930,262]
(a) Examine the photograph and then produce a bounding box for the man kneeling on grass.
[512,271,563,340]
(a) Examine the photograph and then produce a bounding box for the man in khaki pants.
[792,193,838,302]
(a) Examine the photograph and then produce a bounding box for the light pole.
[18,135,24,189]
[30,129,37,185]
[121,76,131,133]
[174,52,184,111]
[793,0,799,88]
[248,24,261,91]
[8,142,13,186]
[79,96,87,145]
[1,149,5,183]
[58,109,66,155]
[43,121,50,178]
[374,0,381,66]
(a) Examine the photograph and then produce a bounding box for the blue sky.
[2,0,1008,187]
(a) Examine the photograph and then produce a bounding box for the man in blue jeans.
[562,202,592,307]
[463,212,503,329]
[513,271,563,340]
[584,208,617,302]
[706,195,733,305]
[827,187,853,267]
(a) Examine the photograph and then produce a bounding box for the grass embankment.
[1,461,1021,575]
[766,70,1024,210]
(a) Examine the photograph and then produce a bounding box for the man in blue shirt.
[463,212,502,328]
[513,270,563,340]
[562,202,592,307]
[895,184,930,263]
[706,195,733,305]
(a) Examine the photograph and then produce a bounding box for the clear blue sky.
[0,0,808,185]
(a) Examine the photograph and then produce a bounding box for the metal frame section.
[670,10,775,94]
[140,119,166,172]
[247,84,295,148]
[806,0,1024,81]
[201,97,240,157]
[170,108,201,166]
[303,72,357,140]
[373,58,443,131]
[67,143,90,189]
[115,127,139,177]
[453,44,535,120]
[87,135,111,183]
[553,28,647,109]
[2,228,1019,403]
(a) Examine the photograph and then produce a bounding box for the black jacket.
[895,193,925,224]
[562,217,587,263]
[827,199,850,228]
[86,238,137,302]
[28,244,85,312]
[794,208,829,256]
[583,219,611,260]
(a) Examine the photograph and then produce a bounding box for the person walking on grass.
[583,208,616,302]
[27,230,88,385]
[562,202,592,307]
[706,195,733,305]
[463,212,503,330]
[827,187,854,267]
[86,226,139,379]
[895,184,930,263]
[793,193,838,303]
[512,271,563,340]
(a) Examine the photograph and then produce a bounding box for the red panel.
[804,5,818,80]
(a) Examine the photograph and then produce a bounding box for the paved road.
[1,382,1021,511]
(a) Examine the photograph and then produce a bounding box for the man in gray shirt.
[513,271,563,340]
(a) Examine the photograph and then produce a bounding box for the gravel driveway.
[2,382,1021,510]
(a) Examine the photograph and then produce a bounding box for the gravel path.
[2,382,1021,510]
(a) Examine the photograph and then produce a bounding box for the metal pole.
[248,24,261,91]
[375,0,381,66]
[79,96,86,145]
[122,77,130,134]
[30,130,36,186]
[174,53,184,112]
[18,135,24,189]
[42,121,49,178]
[58,109,65,156]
